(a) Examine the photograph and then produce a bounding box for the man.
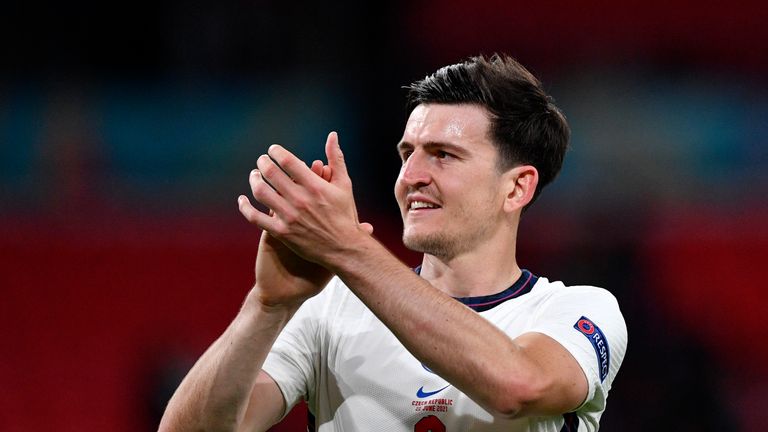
[160,54,627,431]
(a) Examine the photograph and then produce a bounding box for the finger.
[310,160,324,177]
[248,169,297,219]
[325,131,350,186]
[256,154,301,199]
[267,144,320,187]
[310,159,333,182]
[238,195,278,232]
[321,165,332,182]
[359,222,374,235]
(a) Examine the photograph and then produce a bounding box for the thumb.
[359,222,374,235]
[325,131,349,185]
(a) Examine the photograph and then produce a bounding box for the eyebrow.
[396,141,412,153]
[396,140,469,156]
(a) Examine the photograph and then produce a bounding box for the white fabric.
[263,276,627,432]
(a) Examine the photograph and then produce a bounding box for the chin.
[402,229,426,250]
[402,231,454,258]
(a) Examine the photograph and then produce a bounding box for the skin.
[395,104,525,295]
[159,104,588,432]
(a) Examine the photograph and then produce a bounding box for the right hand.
[238,143,372,308]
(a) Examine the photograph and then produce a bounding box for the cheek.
[394,170,407,198]
[452,176,500,210]
[394,177,405,205]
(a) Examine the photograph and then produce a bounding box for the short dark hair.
[405,53,570,207]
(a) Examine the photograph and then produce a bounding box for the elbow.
[157,405,187,432]
[158,405,238,432]
[157,420,189,432]
[487,377,550,419]
[159,420,235,432]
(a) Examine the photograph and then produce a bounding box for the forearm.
[159,290,297,432]
[327,237,537,417]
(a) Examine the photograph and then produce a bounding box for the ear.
[502,165,539,214]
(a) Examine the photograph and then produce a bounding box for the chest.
[313,300,542,430]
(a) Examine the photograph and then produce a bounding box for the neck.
[418,228,521,298]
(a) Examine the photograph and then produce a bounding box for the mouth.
[407,200,441,212]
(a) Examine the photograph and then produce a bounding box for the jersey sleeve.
[262,278,336,418]
[527,285,628,417]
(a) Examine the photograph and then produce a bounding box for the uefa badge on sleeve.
[574,316,610,382]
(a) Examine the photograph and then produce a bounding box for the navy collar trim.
[413,267,538,312]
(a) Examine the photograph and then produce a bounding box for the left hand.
[239,132,370,266]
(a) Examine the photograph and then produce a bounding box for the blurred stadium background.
[2,1,767,430]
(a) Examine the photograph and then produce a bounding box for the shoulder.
[302,276,353,305]
[532,277,622,312]
[295,276,367,321]
[528,277,627,356]
[526,277,629,411]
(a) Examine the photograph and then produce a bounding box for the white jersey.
[263,270,627,432]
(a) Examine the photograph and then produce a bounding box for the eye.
[436,150,451,159]
[400,150,413,162]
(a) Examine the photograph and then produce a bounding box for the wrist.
[324,229,384,276]
[243,286,302,317]
[233,295,299,342]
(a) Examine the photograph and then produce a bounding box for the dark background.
[2,1,767,430]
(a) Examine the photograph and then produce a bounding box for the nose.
[398,150,432,188]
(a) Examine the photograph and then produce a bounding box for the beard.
[403,231,457,259]
[399,186,502,260]
[403,221,495,261]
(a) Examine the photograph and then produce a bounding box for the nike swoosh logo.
[416,384,451,398]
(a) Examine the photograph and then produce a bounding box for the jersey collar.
[413,267,538,312]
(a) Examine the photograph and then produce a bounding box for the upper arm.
[238,370,288,432]
[511,287,628,418]
[511,332,589,417]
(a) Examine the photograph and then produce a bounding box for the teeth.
[410,201,438,210]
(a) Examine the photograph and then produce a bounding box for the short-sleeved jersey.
[263,270,627,431]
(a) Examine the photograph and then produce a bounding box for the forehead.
[401,104,492,149]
